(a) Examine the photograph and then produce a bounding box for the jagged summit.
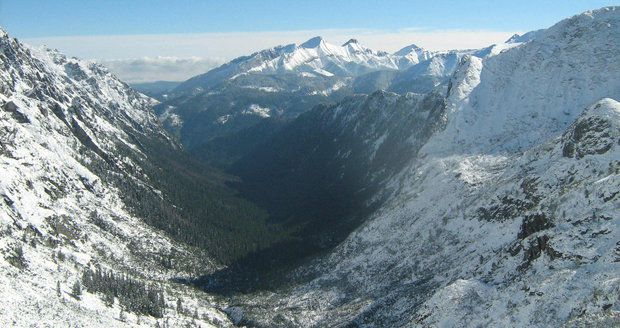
[505,29,543,43]
[506,33,520,42]
[342,38,359,46]
[300,36,325,48]
[393,43,424,56]
[393,43,434,66]
[172,34,421,95]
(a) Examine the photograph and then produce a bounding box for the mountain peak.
[506,33,521,43]
[301,36,325,48]
[342,39,359,46]
[505,29,543,43]
[394,43,424,56]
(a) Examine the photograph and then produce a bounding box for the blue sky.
[1,0,617,38]
[2,1,615,82]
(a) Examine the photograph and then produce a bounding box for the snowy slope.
[230,7,620,327]
[393,43,435,68]
[0,29,232,327]
[173,37,431,96]
[433,7,620,154]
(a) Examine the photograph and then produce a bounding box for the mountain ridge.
[223,7,620,327]
[171,36,437,96]
[0,27,282,327]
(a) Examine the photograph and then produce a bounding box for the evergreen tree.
[103,292,114,307]
[71,280,82,299]
[81,267,166,317]
[176,298,183,313]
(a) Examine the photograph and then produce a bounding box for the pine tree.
[71,280,82,300]
[176,298,183,313]
[103,292,114,307]
[56,281,62,297]
[81,267,167,317]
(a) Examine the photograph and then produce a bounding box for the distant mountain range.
[170,36,432,96]
[155,34,520,155]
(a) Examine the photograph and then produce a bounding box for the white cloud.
[22,28,517,82]
[98,56,223,83]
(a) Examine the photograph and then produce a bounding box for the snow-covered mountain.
[0,28,249,327]
[224,7,620,327]
[172,37,432,96]
[155,37,441,150]
[2,5,619,328]
[156,38,474,152]
[240,37,395,77]
[158,33,528,153]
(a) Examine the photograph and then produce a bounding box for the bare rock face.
[518,213,554,239]
[563,102,619,159]
[2,101,29,123]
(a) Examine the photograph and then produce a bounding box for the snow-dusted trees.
[7,245,26,269]
[71,280,82,299]
[81,267,166,318]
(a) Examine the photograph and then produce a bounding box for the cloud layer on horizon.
[23,28,518,82]
[98,56,223,83]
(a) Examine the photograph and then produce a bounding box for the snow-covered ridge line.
[429,5,620,155]
[172,36,439,95]
[173,28,542,98]
[232,7,620,327]
[0,28,230,327]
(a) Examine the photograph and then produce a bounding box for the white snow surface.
[177,36,442,96]
[242,104,271,118]
[431,7,620,155]
[0,30,231,327]
[244,36,403,77]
